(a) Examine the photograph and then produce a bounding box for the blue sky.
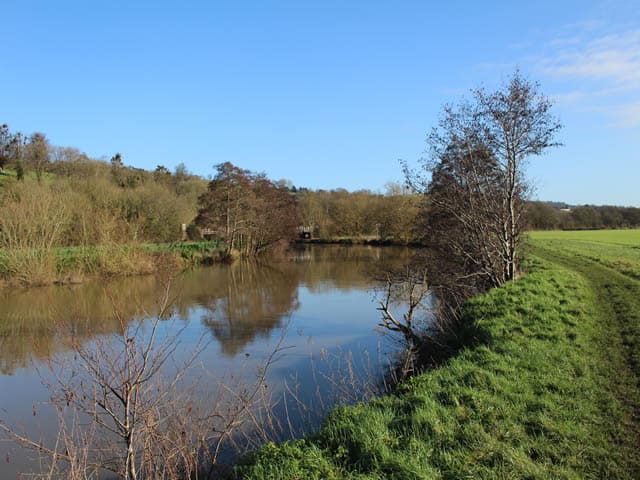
[3,0,639,206]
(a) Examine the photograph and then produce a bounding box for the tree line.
[193,163,423,257]
[527,201,640,230]
[295,183,421,242]
[0,124,425,261]
[1,117,638,265]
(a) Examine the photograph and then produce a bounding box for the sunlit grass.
[236,251,640,479]
[0,241,225,286]
[528,229,640,280]
[529,228,640,246]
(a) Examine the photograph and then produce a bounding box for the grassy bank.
[0,241,224,287]
[236,233,640,479]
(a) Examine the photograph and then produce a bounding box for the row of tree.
[0,125,50,181]
[296,184,421,241]
[527,202,640,230]
[1,123,425,254]
[2,113,639,264]
[193,172,424,253]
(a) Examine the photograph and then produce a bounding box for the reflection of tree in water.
[293,245,413,293]
[0,262,301,372]
[0,246,413,373]
[196,246,412,357]
[199,261,301,356]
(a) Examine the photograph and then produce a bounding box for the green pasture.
[529,228,640,246]
[528,229,640,280]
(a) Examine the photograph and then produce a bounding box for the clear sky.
[3,0,639,206]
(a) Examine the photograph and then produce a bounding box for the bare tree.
[3,276,206,480]
[0,123,11,171]
[0,267,298,479]
[375,263,434,379]
[405,71,561,312]
[24,132,51,182]
[377,265,429,351]
[196,162,297,258]
[471,72,562,279]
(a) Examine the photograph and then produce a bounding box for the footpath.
[532,244,640,475]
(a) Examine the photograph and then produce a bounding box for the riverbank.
[0,241,225,287]
[235,232,640,478]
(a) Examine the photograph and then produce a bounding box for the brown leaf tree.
[196,162,297,257]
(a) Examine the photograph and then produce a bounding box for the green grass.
[0,167,57,185]
[236,233,640,479]
[529,233,640,429]
[528,229,640,280]
[144,240,223,262]
[529,229,640,246]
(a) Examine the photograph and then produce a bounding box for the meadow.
[529,229,640,280]
[236,231,640,479]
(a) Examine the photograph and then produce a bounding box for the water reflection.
[197,261,301,356]
[0,245,415,478]
[0,277,162,374]
[0,245,412,374]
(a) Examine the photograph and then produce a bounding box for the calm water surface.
[0,245,412,477]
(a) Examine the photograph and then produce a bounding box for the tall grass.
[0,170,213,285]
[0,243,226,287]
[0,249,56,286]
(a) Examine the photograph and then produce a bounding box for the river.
[0,245,414,478]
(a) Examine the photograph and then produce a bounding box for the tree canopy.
[195,162,297,257]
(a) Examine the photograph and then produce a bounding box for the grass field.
[528,229,640,280]
[236,231,640,479]
[529,229,640,245]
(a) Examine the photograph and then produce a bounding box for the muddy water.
[0,245,412,477]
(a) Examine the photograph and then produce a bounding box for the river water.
[0,245,414,478]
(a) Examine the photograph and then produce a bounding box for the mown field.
[236,230,640,479]
[529,229,640,280]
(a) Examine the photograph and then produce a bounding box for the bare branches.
[195,162,297,258]
[408,72,562,316]
[376,264,431,362]
[1,285,297,480]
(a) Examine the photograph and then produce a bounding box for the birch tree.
[472,72,562,280]
[408,71,561,307]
